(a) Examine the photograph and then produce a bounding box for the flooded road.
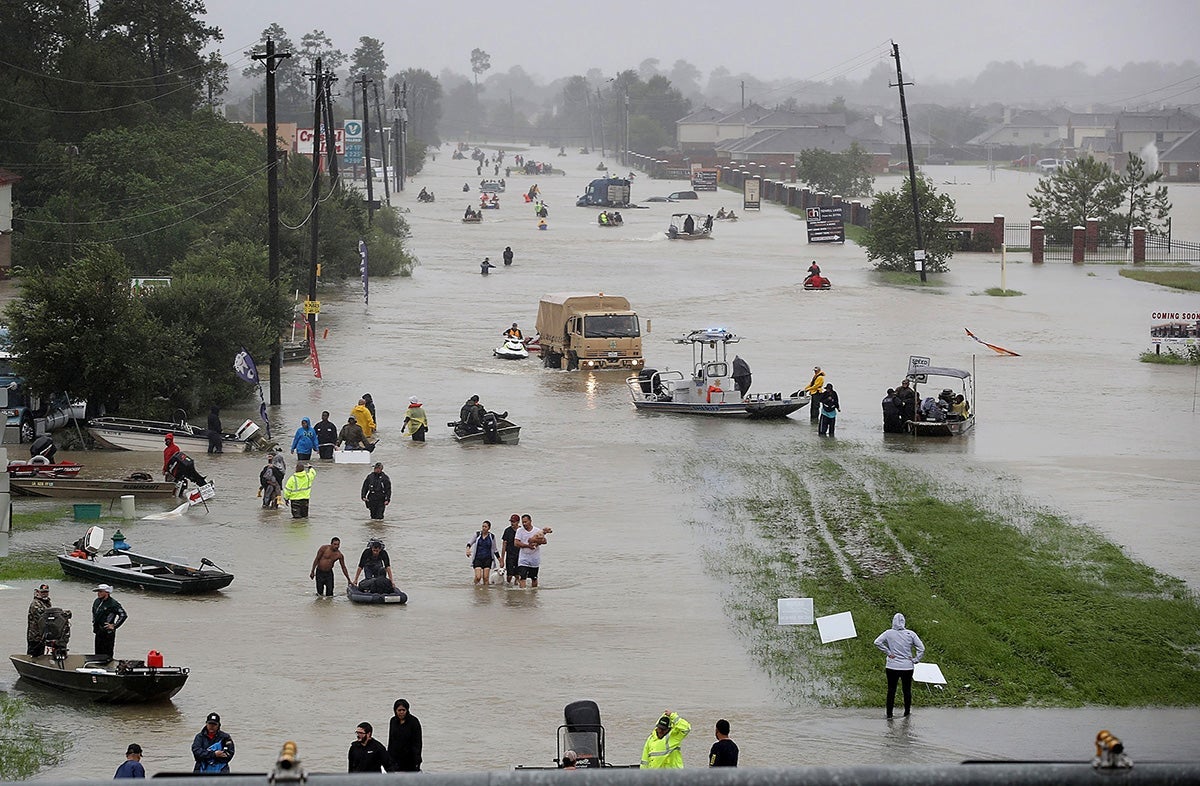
[2,149,1199,775]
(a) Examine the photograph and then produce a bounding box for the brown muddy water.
[2,150,1198,775]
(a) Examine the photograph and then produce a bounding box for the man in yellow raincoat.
[350,399,376,440]
[283,463,317,519]
[640,710,690,769]
[803,365,826,422]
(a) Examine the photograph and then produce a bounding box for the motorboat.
[515,700,638,770]
[10,653,189,703]
[57,526,234,594]
[479,199,501,210]
[87,413,272,453]
[626,328,809,418]
[666,213,712,240]
[904,356,976,436]
[7,459,83,478]
[494,337,530,360]
[12,475,178,498]
[448,412,521,444]
[462,214,482,223]
[347,583,408,604]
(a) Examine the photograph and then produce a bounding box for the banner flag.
[307,322,323,379]
[233,348,259,384]
[964,328,1021,356]
[359,239,369,305]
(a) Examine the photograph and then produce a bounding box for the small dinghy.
[347,579,408,604]
[494,337,530,360]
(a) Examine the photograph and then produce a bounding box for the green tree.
[864,174,959,272]
[298,29,345,73]
[1122,153,1171,241]
[1028,154,1125,243]
[797,143,874,199]
[395,68,443,147]
[242,25,310,122]
[470,48,491,128]
[350,36,388,83]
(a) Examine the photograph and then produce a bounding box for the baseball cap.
[36,583,49,593]
[657,715,671,729]
[374,462,383,468]
[409,396,419,404]
[509,514,520,522]
[126,744,143,755]
[206,713,221,725]
[93,584,113,593]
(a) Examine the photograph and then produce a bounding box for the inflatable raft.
[346,584,408,604]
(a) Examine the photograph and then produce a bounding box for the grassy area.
[686,446,1200,708]
[0,695,67,779]
[1140,347,1200,365]
[844,223,868,246]
[873,270,948,288]
[0,550,60,581]
[1119,268,1200,291]
[11,507,72,531]
[983,287,1025,297]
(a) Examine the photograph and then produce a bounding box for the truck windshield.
[584,314,639,338]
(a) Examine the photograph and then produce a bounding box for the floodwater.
[2,150,1199,777]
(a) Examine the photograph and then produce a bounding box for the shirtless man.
[310,537,352,596]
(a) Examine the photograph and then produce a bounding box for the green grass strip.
[1119,268,1200,291]
[687,446,1200,707]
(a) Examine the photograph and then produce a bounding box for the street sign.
[302,300,321,315]
[343,120,364,166]
[743,178,761,211]
[805,206,845,243]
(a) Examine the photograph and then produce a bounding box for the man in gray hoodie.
[873,612,925,718]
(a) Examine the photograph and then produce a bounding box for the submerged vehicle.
[535,293,644,371]
[575,177,631,208]
[627,328,809,418]
[904,355,976,436]
[0,330,85,443]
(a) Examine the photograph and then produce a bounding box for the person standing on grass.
[873,612,925,719]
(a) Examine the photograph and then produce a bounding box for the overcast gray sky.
[204,0,1199,85]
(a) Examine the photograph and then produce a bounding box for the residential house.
[1159,128,1200,182]
[846,115,934,160]
[966,109,1067,151]
[715,128,891,173]
[1112,110,1200,162]
[676,107,727,153]
[1067,112,1117,150]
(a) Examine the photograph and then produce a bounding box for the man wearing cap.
[348,721,391,773]
[361,462,392,520]
[353,540,394,590]
[803,366,826,422]
[91,584,126,659]
[114,744,145,778]
[192,713,234,773]
[401,396,428,442]
[640,710,690,769]
[314,411,339,460]
[894,379,917,429]
[500,514,521,585]
[283,462,317,519]
[27,583,55,655]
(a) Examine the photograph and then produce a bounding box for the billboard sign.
[743,178,761,211]
[805,205,845,243]
[691,165,718,191]
[343,120,364,165]
[1150,311,1200,346]
[296,127,345,155]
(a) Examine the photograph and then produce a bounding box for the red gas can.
[146,650,164,668]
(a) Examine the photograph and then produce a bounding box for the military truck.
[575,177,631,208]
[535,294,644,371]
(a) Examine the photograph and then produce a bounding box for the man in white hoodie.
[873,612,925,719]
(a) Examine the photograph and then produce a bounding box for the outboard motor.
[562,700,604,768]
[41,607,72,656]
[638,368,658,396]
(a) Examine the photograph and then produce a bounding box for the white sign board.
[815,611,857,643]
[913,662,947,685]
[777,598,814,626]
[335,450,373,464]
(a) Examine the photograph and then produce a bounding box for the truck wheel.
[19,414,35,444]
[566,353,579,371]
[543,352,562,369]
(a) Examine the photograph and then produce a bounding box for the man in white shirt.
[513,514,553,588]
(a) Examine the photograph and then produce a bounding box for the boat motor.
[236,419,276,451]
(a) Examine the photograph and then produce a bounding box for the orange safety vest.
[707,384,723,403]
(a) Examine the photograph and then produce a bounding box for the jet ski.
[494,337,530,360]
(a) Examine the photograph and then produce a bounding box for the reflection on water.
[1,148,1198,776]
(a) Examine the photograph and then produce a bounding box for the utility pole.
[357,73,374,223]
[308,57,322,339]
[399,80,408,192]
[372,82,390,203]
[252,38,290,406]
[623,87,630,167]
[391,83,401,193]
[740,80,745,109]
[891,41,926,282]
[321,70,338,185]
[596,87,605,157]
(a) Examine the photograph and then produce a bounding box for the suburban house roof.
[845,117,934,147]
[1160,129,1200,162]
[747,110,845,129]
[716,127,889,157]
[715,104,774,125]
[1069,112,1118,128]
[1114,109,1200,133]
[676,106,726,125]
[966,109,1066,146]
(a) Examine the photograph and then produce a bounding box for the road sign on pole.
[344,120,363,165]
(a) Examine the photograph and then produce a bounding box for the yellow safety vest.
[283,468,316,501]
[640,714,690,769]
